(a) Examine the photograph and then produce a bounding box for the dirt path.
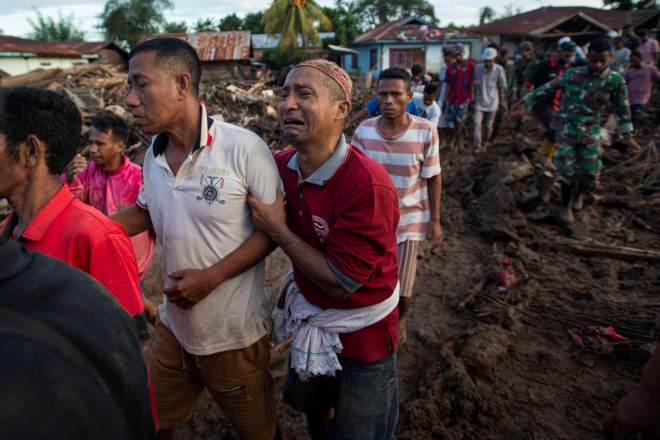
[143,122,659,439]
[134,82,660,439]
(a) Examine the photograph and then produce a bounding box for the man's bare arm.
[110,204,152,236]
[163,230,277,309]
[248,191,348,301]
[427,173,443,250]
[602,343,660,439]
[346,108,369,129]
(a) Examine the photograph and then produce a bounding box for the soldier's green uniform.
[514,56,539,97]
[512,55,539,136]
[523,65,633,187]
[502,59,516,108]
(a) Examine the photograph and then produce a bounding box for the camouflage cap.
[520,41,533,51]
[559,40,577,52]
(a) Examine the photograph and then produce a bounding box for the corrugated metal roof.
[0,36,84,57]
[354,16,482,44]
[0,37,126,59]
[251,33,335,49]
[139,31,252,61]
[471,7,660,35]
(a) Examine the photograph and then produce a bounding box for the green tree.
[28,10,85,41]
[163,20,188,33]
[321,1,359,45]
[219,13,243,31]
[353,0,436,30]
[500,4,523,18]
[262,0,332,60]
[479,6,496,25]
[99,0,173,48]
[193,18,217,32]
[264,46,306,67]
[241,11,265,33]
[603,0,657,10]
[446,21,468,30]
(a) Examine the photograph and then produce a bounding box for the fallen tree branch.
[546,239,660,261]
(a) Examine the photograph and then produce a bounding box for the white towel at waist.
[272,268,399,381]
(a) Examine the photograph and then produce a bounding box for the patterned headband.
[293,59,353,102]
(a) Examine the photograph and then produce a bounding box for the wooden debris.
[0,63,99,88]
[458,279,487,310]
[547,239,660,262]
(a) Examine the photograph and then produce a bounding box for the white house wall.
[0,57,89,77]
[345,42,476,79]
[425,45,444,74]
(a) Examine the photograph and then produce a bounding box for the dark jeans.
[284,351,399,440]
[630,104,644,129]
[532,102,557,142]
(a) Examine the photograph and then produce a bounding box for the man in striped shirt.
[352,67,443,343]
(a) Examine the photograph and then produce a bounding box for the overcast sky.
[0,0,604,40]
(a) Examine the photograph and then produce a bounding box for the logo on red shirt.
[312,215,329,243]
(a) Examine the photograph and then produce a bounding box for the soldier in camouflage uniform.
[512,42,539,138]
[491,48,517,141]
[500,49,517,109]
[512,38,641,224]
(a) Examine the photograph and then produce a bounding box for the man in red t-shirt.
[444,43,476,151]
[61,113,158,320]
[0,88,154,421]
[248,59,401,440]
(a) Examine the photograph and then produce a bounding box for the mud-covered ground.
[1,69,656,439]
[141,91,660,439]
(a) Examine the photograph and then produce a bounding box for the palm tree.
[262,0,333,59]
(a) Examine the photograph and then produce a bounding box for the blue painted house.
[344,16,485,78]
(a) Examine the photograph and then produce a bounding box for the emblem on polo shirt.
[197,175,225,206]
[312,215,329,243]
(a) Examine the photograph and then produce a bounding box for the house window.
[370,49,378,70]
[352,53,358,69]
[390,50,412,69]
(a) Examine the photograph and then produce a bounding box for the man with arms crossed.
[112,37,281,440]
[352,67,442,344]
[248,59,401,440]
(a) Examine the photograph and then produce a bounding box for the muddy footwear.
[536,139,557,164]
[572,193,584,211]
[559,183,575,224]
[559,206,574,224]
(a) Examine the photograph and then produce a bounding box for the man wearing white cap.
[472,47,507,152]
[609,37,631,73]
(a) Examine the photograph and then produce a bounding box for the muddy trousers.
[532,102,557,142]
[473,109,496,148]
[553,122,602,189]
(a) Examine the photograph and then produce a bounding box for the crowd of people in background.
[1,22,660,440]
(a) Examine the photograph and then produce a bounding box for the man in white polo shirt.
[112,37,281,440]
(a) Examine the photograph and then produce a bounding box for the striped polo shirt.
[352,115,441,244]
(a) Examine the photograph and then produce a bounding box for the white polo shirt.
[138,103,281,355]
